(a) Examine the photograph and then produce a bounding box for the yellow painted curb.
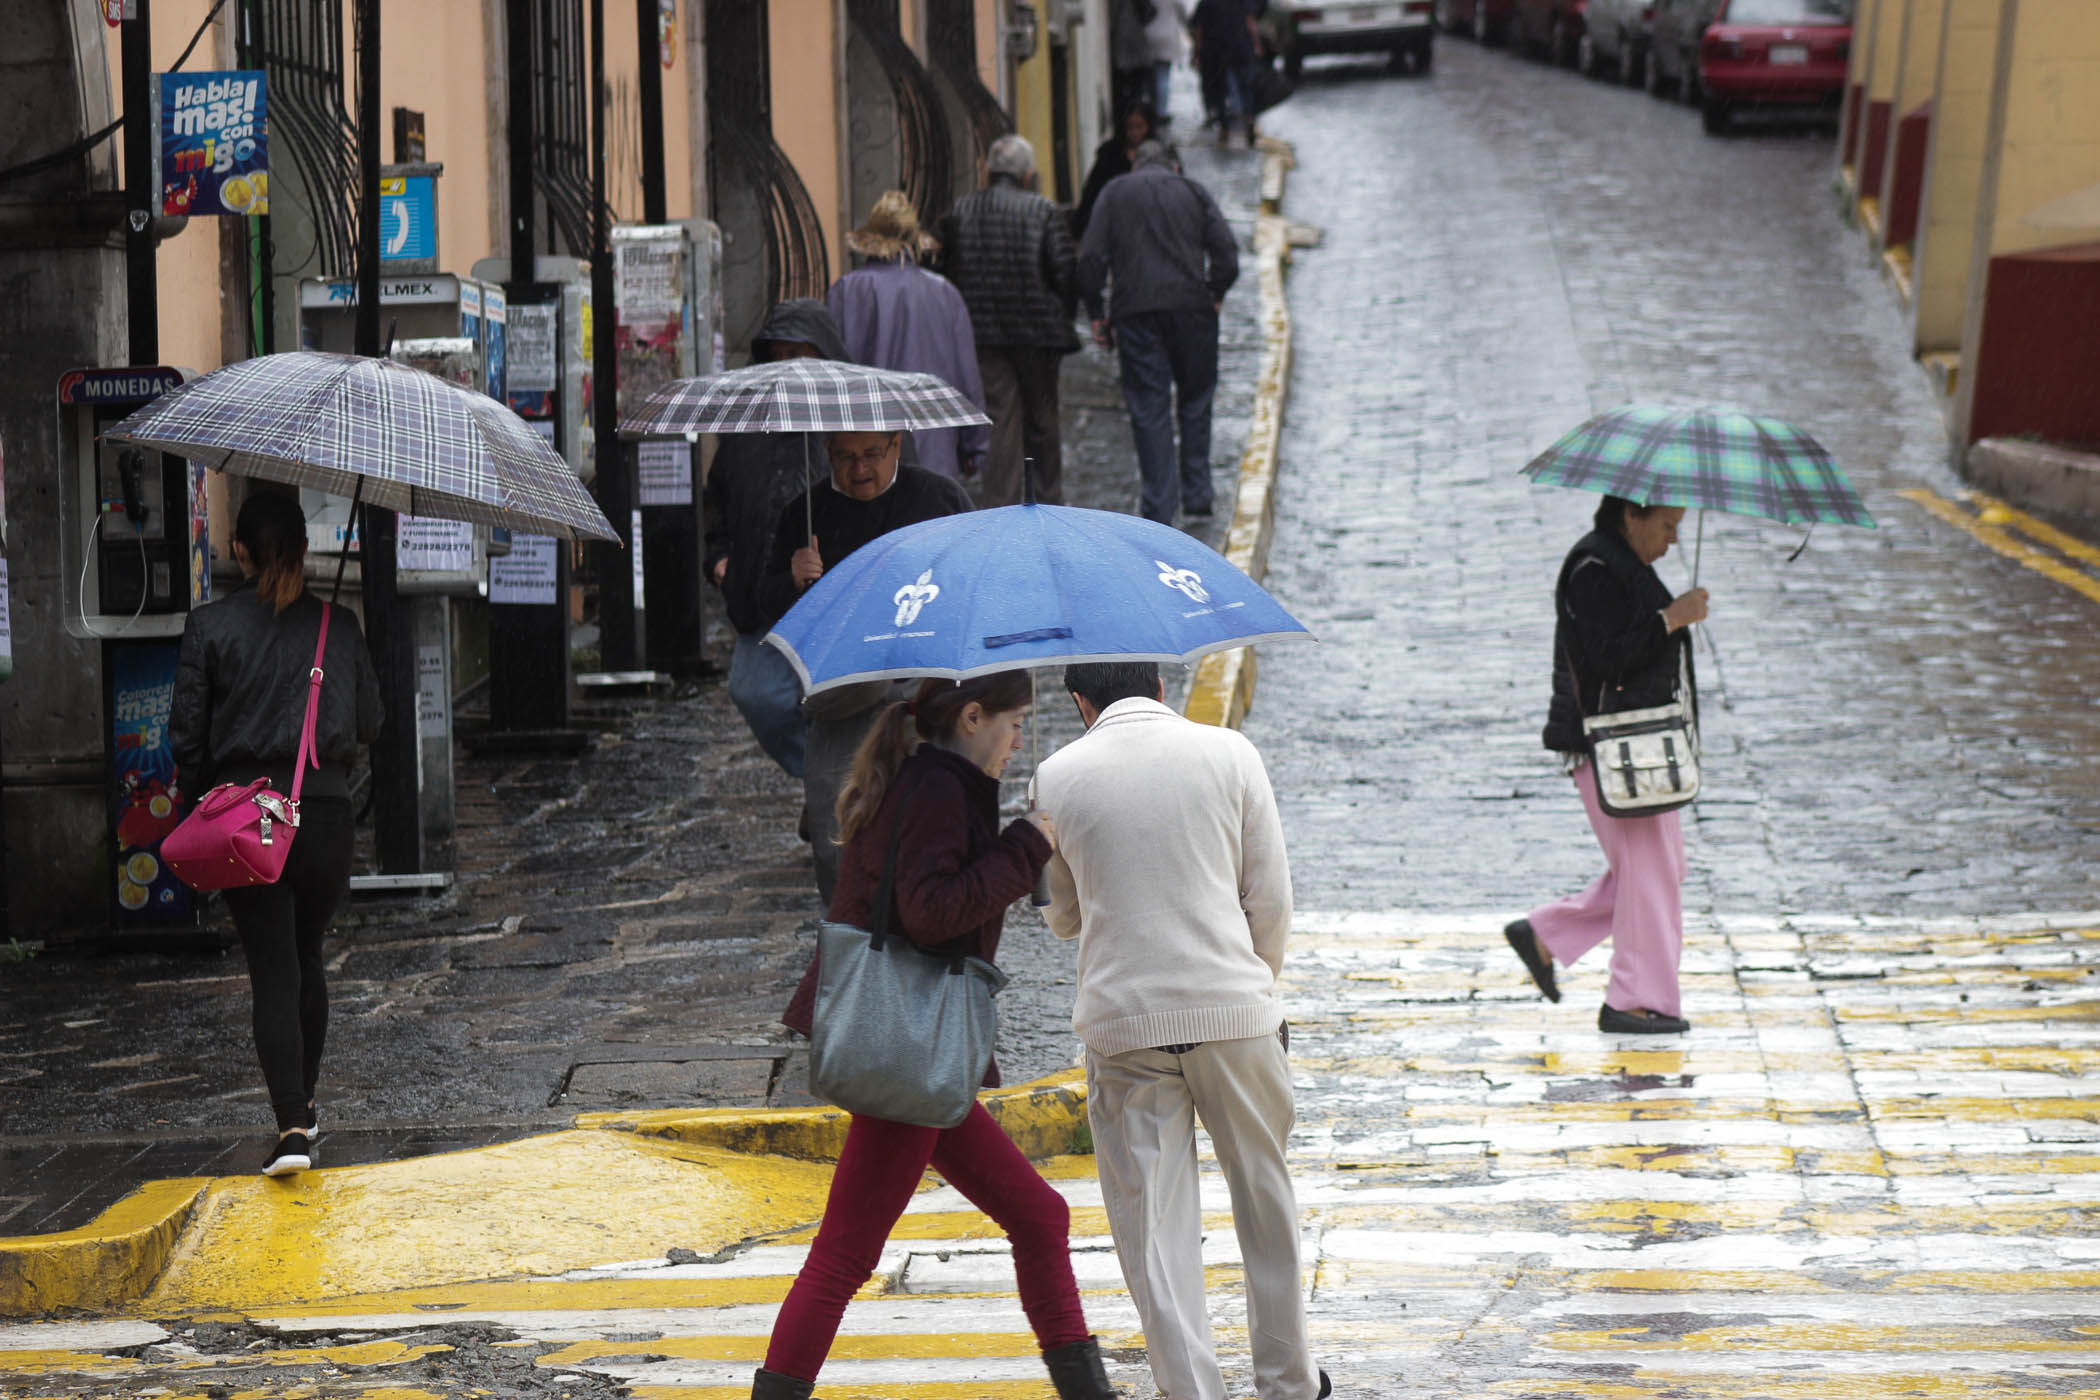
[579,1067,1091,1162]
[0,1177,207,1319]
[1187,142,1296,732]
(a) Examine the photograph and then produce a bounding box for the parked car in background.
[1695,0,1851,131]
[1275,0,1436,75]
[1578,0,1656,82]
[1433,0,1518,44]
[1644,0,1724,99]
[1510,0,1588,64]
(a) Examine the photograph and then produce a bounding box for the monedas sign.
[159,70,269,218]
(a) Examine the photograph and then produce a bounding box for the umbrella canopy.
[1520,404,1875,528]
[764,502,1313,694]
[104,350,619,542]
[619,358,991,439]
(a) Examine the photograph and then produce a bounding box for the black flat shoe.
[1598,1004,1690,1035]
[1503,919,1560,1002]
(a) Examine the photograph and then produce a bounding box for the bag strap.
[866,767,928,954]
[288,602,331,805]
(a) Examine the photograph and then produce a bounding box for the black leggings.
[222,798,354,1131]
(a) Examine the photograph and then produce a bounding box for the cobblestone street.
[7,33,2100,1400]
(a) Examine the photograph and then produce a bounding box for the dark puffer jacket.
[702,300,851,635]
[171,584,384,800]
[935,178,1080,352]
[1542,527,1696,755]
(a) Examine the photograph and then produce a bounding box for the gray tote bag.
[809,775,1011,1128]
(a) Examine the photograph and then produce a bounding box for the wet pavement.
[8,32,2100,1400]
[0,143,1264,1237]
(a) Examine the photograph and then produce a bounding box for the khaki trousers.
[1086,1032,1319,1400]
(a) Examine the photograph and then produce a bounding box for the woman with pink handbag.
[170,492,381,1177]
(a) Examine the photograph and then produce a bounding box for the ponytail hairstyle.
[835,669,1034,844]
[235,490,309,614]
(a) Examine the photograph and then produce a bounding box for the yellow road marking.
[1900,487,2100,607]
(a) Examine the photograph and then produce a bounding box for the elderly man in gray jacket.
[1037,660,1329,1400]
[937,134,1080,506]
[1078,140,1240,525]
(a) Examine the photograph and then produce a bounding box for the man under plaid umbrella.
[753,430,972,906]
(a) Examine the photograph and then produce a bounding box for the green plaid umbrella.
[1520,404,1875,529]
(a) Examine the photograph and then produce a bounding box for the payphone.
[54,366,209,932]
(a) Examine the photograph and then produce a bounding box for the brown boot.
[1043,1336,1117,1399]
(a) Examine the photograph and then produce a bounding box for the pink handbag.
[163,604,332,891]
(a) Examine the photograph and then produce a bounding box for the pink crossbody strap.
[289,602,331,806]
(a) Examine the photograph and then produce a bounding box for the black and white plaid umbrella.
[105,351,619,543]
[618,358,991,438]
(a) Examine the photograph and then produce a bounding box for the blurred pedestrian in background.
[1148,0,1189,120]
[1074,103,1160,242]
[937,135,1080,507]
[1505,496,1710,1036]
[1079,140,1240,525]
[757,429,972,906]
[1038,660,1329,1400]
[754,671,1117,1400]
[1190,0,1265,145]
[170,492,381,1178]
[703,299,852,778]
[1110,0,1158,124]
[827,192,989,483]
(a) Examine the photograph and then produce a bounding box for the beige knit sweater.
[1037,698,1294,1057]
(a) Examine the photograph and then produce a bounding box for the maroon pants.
[764,1102,1090,1379]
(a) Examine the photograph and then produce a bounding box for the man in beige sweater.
[1038,661,1327,1400]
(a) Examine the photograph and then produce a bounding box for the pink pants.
[763,1102,1090,1380]
[1527,761,1687,1018]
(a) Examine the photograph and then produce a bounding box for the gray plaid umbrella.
[104,351,620,543]
[618,359,991,438]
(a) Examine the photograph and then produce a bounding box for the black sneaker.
[263,1131,314,1178]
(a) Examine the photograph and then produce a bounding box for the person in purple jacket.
[827,191,991,483]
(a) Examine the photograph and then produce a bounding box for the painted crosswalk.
[4,911,2098,1398]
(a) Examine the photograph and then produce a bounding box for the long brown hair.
[835,671,1034,844]
[236,491,309,614]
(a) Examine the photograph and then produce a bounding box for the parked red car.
[1696,0,1850,132]
[1510,0,1589,64]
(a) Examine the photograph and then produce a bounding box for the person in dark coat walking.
[753,671,1116,1400]
[936,134,1080,507]
[702,300,853,778]
[1504,496,1710,1035]
[1078,140,1240,525]
[170,492,382,1178]
[1072,103,1158,242]
[759,430,973,905]
[1190,0,1264,143]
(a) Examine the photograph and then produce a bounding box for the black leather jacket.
[171,583,384,801]
[1542,528,1696,755]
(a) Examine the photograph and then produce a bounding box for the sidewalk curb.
[1187,140,1296,731]
[0,1073,1088,1319]
[578,1067,1089,1161]
[0,1179,207,1319]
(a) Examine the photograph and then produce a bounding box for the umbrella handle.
[331,475,367,604]
[803,434,814,543]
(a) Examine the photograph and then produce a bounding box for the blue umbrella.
[764,502,1313,694]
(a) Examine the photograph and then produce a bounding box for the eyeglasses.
[828,445,893,467]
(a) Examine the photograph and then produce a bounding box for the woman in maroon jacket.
[754,671,1115,1400]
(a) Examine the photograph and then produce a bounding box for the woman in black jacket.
[171,492,381,1175]
[1071,103,1157,241]
[1504,495,1710,1035]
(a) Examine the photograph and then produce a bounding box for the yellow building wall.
[772,0,847,278]
[1879,0,1946,210]
[1841,0,1880,178]
[1913,0,2006,352]
[1868,0,1907,104]
[977,0,1006,103]
[1953,0,2100,439]
[100,0,226,375]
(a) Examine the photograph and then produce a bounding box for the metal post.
[353,0,422,873]
[122,1,158,365]
[637,0,668,225]
[591,0,638,672]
